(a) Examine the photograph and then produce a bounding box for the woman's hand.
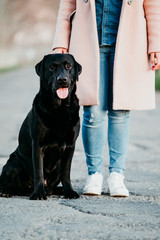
[53,48,68,54]
[150,52,160,71]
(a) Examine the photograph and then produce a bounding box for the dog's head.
[35,54,82,99]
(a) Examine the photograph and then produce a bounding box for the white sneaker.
[107,172,129,197]
[83,172,103,195]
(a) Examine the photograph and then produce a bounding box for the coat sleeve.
[52,0,76,50]
[143,0,160,54]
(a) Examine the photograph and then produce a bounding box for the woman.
[53,0,160,197]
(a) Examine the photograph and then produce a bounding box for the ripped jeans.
[82,46,130,175]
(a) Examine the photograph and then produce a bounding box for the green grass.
[155,70,160,91]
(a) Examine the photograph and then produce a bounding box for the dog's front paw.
[0,185,12,198]
[0,191,12,198]
[29,184,47,200]
[65,190,79,199]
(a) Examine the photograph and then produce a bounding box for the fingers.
[53,48,68,54]
[151,53,156,69]
[151,52,160,71]
[53,49,62,54]
[62,48,68,54]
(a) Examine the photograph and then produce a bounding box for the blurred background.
[0,0,60,70]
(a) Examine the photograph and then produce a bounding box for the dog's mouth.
[56,87,70,99]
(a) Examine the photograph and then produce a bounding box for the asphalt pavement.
[0,66,160,240]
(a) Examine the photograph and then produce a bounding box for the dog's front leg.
[62,146,79,199]
[29,141,47,200]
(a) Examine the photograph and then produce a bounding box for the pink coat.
[53,0,160,110]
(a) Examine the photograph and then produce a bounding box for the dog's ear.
[74,61,82,81]
[35,55,47,77]
[35,60,42,77]
[75,61,82,81]
[72,56,82,81]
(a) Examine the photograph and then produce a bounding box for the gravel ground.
[0,67,160,240]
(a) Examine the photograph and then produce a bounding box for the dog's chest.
[39,112,77,148]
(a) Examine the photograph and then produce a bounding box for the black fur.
[0,54,82,200]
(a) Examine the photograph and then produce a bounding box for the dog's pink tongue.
[56,88,69,99]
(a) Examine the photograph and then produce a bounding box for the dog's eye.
[49,65,57,71]
[65,64,72,70]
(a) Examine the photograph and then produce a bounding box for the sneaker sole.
[109,192,129,197]
[83,192,101,196]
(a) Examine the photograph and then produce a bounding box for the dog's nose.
[57,76,68,83]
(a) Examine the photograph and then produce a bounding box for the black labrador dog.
[0,54,82,200]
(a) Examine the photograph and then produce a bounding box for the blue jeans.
[82,46,130,175]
